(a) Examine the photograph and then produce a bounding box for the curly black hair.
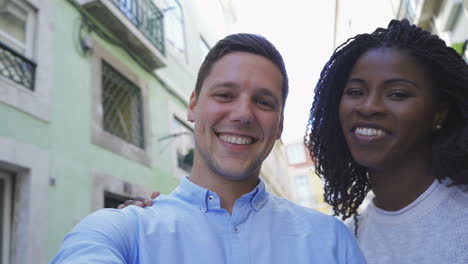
[305,19,468,224]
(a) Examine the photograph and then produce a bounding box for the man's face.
[188,52,284,181]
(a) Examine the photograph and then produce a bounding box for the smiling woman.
[306,19,468,263]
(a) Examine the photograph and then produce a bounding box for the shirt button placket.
[230,224,242,264]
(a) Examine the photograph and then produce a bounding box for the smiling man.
[52,33,365,264]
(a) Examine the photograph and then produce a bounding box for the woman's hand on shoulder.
[117,192,160,209]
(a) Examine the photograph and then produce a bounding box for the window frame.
[101,61,145,148]
[0,0,35,56]
[0,136,49,264]
[0,0,53,122]
[0,171,12,264]
[154,0,187,61]
[91,39,152,166]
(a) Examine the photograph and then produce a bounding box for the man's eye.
[256,98,274,109]
[214,93,233,100]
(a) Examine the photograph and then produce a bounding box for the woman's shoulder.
[445,183,468,209]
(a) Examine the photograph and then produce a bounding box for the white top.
[346,180,468,264]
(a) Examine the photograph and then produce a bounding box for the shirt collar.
[172,176,269,213]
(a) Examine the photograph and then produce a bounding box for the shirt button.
[255,203,259,208]
[208,195,214,201]
[233,227,239,233]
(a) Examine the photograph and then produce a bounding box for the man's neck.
[189,166,260,215]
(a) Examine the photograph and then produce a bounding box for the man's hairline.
[195,51,287,113]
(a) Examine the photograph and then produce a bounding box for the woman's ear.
[433,103,450,130]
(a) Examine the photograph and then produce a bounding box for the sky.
[230,1,336,144]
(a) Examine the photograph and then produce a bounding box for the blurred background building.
[261,140,295,200]
[334,0,468,60]
[285,140,333,214]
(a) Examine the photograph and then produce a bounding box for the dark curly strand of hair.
[305,19,468,229]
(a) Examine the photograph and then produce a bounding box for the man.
[52,33,366,263]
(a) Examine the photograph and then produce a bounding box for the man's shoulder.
[72,207,141,234]
[263,195,366,262]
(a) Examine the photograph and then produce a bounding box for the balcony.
[77,0,166,70]
[0,41,36,91]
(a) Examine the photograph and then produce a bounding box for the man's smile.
[217,133,257,145]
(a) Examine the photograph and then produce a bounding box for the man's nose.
[231,98,254,126]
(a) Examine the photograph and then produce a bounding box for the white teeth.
[355,127,386,137]
[219,134,253,145]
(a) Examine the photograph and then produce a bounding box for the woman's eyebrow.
[384,78,417,87]
[346,78,417,87]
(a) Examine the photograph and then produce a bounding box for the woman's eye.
[388,91,409,100]
[344,88,363,97]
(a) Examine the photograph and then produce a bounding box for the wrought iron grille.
[0,41,36,91]
[102,61,145,148]
[112,0,165,54]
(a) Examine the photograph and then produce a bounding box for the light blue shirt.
[52,177,366,263]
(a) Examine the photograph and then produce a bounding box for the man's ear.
[275,115,284,140]
[187,91,197,122]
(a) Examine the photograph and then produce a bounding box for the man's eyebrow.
[208,81,239,91]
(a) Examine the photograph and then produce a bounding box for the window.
[0,0,52,121]
[295,174,313,207]
[91,41,151,166]
[158,114,194,179]
[172,117,194,173]
[286,143,306,164]
[0,0,34,54]
[0,0,36,91]
[154,0,185,54]
[102,61,145,148]
[0,171,13,264]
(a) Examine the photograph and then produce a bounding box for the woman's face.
[339,47,442,171]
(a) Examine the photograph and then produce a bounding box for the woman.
[306,19,468,263]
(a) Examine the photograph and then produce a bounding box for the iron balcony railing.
[0,41,36,91]
[112,0,165,55]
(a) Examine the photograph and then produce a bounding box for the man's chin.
[215,166,259,182]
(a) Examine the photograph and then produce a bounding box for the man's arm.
[335,219,367,264]
[51,209,136,263]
